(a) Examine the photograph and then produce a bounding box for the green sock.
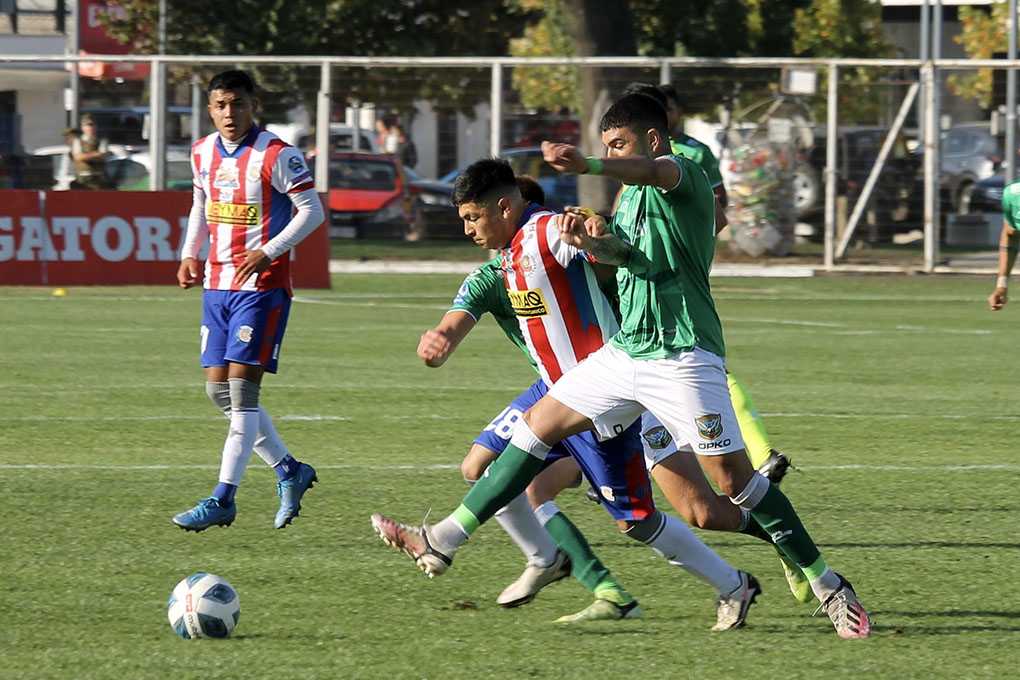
[727,373,773,470]
[748,483,825,571]
[543,511,622,594]
[458,443,544,533]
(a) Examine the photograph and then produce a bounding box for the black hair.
[600,93,669,139]
[516,175,545,206]
[451,157,519,207]
[208,70,256,96]
[622,82,668,113]
[656,83,682,110]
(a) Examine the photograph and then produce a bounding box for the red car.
[326,152,417,239]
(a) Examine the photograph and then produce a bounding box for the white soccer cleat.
[711,571,761,631]
[815,573,872,638]
[370,512,454,578]
[496,551,572,608]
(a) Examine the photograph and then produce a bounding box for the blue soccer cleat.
[274,463,318,529]
[173,497,236,532]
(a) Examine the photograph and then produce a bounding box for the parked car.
[106,150,193,191]
[404,168,461,239]
[28,144,190,191]
[440,147,579,212]
[932,124,1003,213]
[326,152,416,239]
[966,172,1006,215]
[800,126,923,236]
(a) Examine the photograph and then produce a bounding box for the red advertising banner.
[78,0,150,80]
[0,191,330,289]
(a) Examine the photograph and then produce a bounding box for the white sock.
[218,408,258,485]
[640,513,742,595]
[252,405,289,467]
[809,567,842,601]
[493,492,558,568]
[430,515,470,552]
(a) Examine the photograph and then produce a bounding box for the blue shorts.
[200,288,291,374]
[474,380,655,522]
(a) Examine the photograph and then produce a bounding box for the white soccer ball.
[167,573,240,639]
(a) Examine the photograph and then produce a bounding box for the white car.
[29,144,191,191]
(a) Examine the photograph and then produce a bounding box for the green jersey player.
[372,93,870,639]
[989,177,1020,311]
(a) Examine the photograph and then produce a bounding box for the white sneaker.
[711,571,760,631]
[496,551,572,608]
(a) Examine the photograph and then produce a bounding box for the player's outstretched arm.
[541,140,679,191]
[552,213,630,266]
[990,224,1019,311]
[418,311,477,367]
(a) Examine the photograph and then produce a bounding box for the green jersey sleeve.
[671,134,724,188]
[449,256,538,374]
[1002,179,1020,231]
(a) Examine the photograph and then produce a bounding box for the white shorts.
[548,343,745,457]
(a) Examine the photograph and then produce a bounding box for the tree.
[98,0,539,117]
[791,0,898,125]
[950,3,1009,109]
[560,0,639,213]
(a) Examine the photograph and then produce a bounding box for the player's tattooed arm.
[553,212,630,265]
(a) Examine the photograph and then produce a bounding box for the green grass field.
[2,274,1018,679]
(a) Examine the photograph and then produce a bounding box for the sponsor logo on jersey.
[214,162,241,189]
[207,202,260,226]
[287,155,306,175]
[642,425,673,450]
[695,413,723,440]
[237,325,254,343]
[600,485,616,502]
[507,288,549,317]
[453,282,470,306]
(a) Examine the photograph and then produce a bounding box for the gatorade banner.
[0,190,330,288]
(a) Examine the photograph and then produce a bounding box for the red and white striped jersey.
[501,205,619,387]
[190,126,314,292]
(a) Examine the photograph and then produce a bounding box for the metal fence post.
[315,62,331,194]
[149,58,166,191]
[824,62,838,269]
[923,62,938,272]
[490,61,503,157]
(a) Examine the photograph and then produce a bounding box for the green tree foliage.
[791,0,897,125]
[949,3,1009,108]
[509,0,582,114]
[98,0,538,115]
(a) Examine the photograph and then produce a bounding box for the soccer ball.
[167,573,241,639]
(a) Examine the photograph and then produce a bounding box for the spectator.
[70,114,112,189]
[389,123,417,169]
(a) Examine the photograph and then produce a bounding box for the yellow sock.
[727,372,773,469]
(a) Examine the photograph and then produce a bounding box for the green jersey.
[608,154,725,359]
[449,256,538,374]
[670,133,723,189]
[1003,178,1020,231]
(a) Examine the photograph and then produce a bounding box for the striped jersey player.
[173,70,323,534]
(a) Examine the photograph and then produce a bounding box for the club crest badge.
[237,325,254,344]
[642,425,673,450]
[599,486,616,502]
[695,413,723,440]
